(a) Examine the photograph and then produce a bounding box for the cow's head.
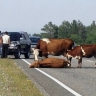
[64,50,72,57]
[32,48,40,61]
[29,61,39,68]
[64,50,71,59]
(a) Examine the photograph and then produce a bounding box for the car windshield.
[30,37,40,43]
[1,32,21,41]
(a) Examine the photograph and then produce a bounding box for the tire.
[24,48,30,58]
[14,48,21,59]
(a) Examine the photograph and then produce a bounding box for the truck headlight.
[9,41,20,49]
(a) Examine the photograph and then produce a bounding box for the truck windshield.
[1,32,21,41]
[30,37,40,43]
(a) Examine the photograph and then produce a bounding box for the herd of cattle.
[29,38,96,68]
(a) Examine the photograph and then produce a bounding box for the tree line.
[33,20,96,45]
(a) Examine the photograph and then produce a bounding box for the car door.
[20,33,27,51]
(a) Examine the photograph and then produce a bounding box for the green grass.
[0,59,44,96]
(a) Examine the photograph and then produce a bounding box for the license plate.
[21,45,26,48]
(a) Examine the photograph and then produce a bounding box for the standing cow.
[32,38,74,61]
[65,44,96,68]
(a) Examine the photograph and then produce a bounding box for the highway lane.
[13,55,96,96]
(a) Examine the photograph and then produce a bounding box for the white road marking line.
[22,59,82,96]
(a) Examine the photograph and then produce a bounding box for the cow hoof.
[67,66,71,68]
[77,66,81,68]
[94,63,96,68]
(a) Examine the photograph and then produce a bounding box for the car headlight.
[9,41,20,49]
[10,43,16,47]
[10,41,20,46]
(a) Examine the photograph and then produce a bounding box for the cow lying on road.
[32,38,74,61]
[64,44,96,68]
[29,57,71,68]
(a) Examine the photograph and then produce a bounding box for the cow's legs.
[95,63,96,68]
[64,52,72,67]
[78,58,82,68]
[41,52,48,60]
[67,57,72,67]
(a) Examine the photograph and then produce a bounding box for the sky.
[0,0,96,34]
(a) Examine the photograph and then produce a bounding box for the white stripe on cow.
[81,46,86,55]
[67,54,72,58]
[67,54,80,59]
[42,38,50,43]
[74,55,80,59]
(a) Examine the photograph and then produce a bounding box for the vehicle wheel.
[14,48,21,59]
[24,48,30,58]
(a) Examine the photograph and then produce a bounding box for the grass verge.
[0,59,44,96]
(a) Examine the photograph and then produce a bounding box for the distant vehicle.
[30,36,40,48]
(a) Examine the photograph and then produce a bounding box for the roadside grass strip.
[0,59,43,96]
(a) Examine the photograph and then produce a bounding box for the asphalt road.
[12,55,96,96]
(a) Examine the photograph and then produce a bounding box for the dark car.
[30,36,40,48]
[1,32,31,59]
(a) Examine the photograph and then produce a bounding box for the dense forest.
[33,20,96,45]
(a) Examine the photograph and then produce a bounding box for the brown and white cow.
[65,44,96,68]
[32,38,74,61]
[29,57,71,68]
